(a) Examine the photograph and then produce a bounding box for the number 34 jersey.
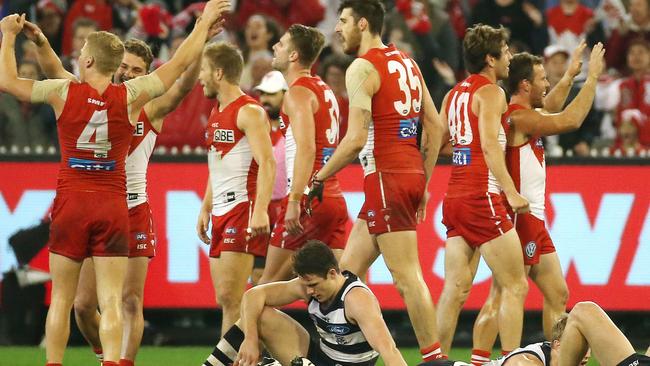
[358,44,425,176]
[444,74,511,198]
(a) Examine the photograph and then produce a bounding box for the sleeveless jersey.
[279,75,342,197]
[308,271,379,365]
[505,104,546,220]
[358,44,424,176]
[126,110,159,209]
[445,74,510,198]
[56,82,133,194]
[206,95,265,216]
[488,342,551,366]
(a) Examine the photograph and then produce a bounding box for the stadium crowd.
[1,0,650,156]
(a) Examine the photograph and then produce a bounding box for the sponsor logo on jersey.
[225,227,237,235]
[398,117,418,139]
[134,122,144,136]
[213,129,235,143]
[68,157,116,171]
[87,98,105,107]
[535,138,544,148]
[136,243,147,250]
[452,147,471,166]
[128,193,139,201]
[278,115,286,129]
[367,210,375,218]
[136,232,147,241]
[628,359,639,366]
[224,238,236,244]
[327,324,351,335]
[322,147,335,165]
[525,241,537,258]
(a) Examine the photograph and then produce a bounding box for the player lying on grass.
[201,240,406,366]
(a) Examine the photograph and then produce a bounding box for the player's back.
[445,74,509,198]
[57,82,133,195]
[358,44,424,176]
[281,75,342,197]
[505,104,546,220]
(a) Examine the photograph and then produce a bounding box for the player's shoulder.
[238,101,267,121]
[347,57,378,76]
[475,83,506,101]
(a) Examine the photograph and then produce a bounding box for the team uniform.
[39,76,165,260]
[442,74,513,247]
[307,271,379,366]
[125,110,159,258]
[504,104,555,265]
[488,342,552,366]
[206,95,268,258]
[356,44,426,235]
[271,75,347,250]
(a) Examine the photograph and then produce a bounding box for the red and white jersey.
[505,104,546,220]
[205,95,265,216]
[358,44,424,176]
[56,82,133,194]
[126,110,159,209]
[445,74,510,198]
[279,75,342,198]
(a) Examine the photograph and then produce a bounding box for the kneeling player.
[201,241,406,366]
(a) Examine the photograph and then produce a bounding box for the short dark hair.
[288,24,326,68]
[628,37,650,54]
[551,313,569,341]
[506,52,543,96]
[319,53,353,77]
[463,24,510,74]
[338,0,385,35]
[203,42,244,84]
[293,240,339,278]
[124,39,154,71]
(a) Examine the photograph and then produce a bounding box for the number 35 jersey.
[444,74,510,198]
[280,75,342,198]
[358,44,424,176]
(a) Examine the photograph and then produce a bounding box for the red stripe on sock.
[421,342,443,362]
[102,362,119,366]
[119,359,134,366]
[46,363,62,366]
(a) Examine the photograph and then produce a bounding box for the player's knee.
[443,273,474,304]
[216,288,243,311]
[74,296,97,319]
[502,277,529,300]
[122,292,143,316]
[550,284,569,308]
[570,301,600,321]
[388,268,422,296]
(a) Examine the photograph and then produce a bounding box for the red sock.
[119,359,134,366]
[502,350,512,356]
[102,362,119,366]
[46,363,62,366]
[471,349,491,366]
[421,342,445,361]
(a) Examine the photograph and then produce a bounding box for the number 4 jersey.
[358,44,424,176]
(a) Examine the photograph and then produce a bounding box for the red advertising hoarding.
[1,162,649,310]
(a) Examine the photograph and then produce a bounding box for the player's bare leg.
[94,256,128,363]
[73,258,102,354]
[559,301,635,366]
[45,253,83,363]
[479,229,528,352]
[258,246,296,284]
[436,236,481,353]
[339,219,380,281]
[210,253,254,334]
[258,307,311,364]
[376,230,438,351]
[472,279,501,356]
[121,257,149,362]
[529,253,568,340]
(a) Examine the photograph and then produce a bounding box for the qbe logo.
[213,129,235,143]
[398,117,418,139]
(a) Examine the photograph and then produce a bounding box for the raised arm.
[345,288,407,366]
[237,104,276,237]
[512,43,606,137]
[23,20,76,81]
[476,85,529,214]
[283,85,317,235]
[0,14,35,102]
[543,41,585,113]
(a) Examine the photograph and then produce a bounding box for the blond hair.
[203,42,244,84]
[85,31,125,76]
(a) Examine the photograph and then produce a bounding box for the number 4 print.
[76,109,112,157]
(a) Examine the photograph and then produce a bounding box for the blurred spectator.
[62,18,98,77]
[547,0,595,52]
[470,0,545,54]
[35,0,65,55]
[319,53,353,139]
[235,0,325,30]
[544,45,601,155]
[249,54,274,94]
[611,109,648,154]
[112,0,140,36]
[61,0,112,56]
[240,14,280,91]
[21,40,39,64]
[606,0,650,73]
[616,38,650,146]
[127,2,172,57]
[0,61,55,148]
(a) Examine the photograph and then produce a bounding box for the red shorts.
[514,213,555,265]
[210,201,268,258]
[442,193,514,247]
[270,195,348,251]
[358,172,425,235]
[128,202,156,258]
[48,191,129,260]
[268,198,284,231]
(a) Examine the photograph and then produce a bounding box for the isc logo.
[224,238,236,244]
[213,129,235,143]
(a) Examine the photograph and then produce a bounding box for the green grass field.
[0,346,602,366]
